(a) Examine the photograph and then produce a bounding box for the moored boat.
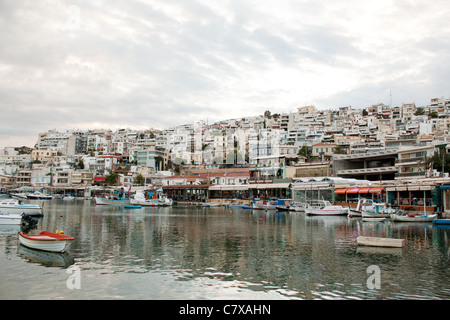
[124,205,142,209]
[0,212,22,225]
[27,191,53,200]
[0,199,43,216]
[10,192,29,200]
[95,197,130,206]
[390,212,438,222]
[357,236,405,248]
[18,231,74,253]
[305,201,348,216]
[289,202,308,212]
[433,219,450,225]
[361,200,399,219]
[252,200,278,210]
[130,190,173,206]
[201,202,223,207]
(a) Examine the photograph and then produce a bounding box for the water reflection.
[0,200,449,299]
[18,245,74,268]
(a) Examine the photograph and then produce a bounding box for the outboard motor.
[21,213,38,230]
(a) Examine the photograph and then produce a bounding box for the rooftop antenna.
[390,91,392,107]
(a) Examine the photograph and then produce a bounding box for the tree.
[414,107,425,116]
[105,172,119,185]
[297,146,312,161]
[426,150,450,173]
[135,174,144,186]
[155,156,164,172]
[333,146,347,154]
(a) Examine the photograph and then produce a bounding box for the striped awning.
[368,187,384,193]
[334,188,348,194]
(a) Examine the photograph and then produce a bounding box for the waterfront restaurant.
[208,182,291,203]
[291,177,372,205]
[163,184,211,202]
[382,179,442,214]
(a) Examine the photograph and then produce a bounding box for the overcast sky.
[1,0,449,148]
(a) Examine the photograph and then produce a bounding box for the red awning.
[346,187,360,194]
[369,187,384,193]
[334,188,348,194]
[358,187,371,193]
[93,177,105,182]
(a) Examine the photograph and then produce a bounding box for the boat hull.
[433,219,450,225]
[18,231,74,253]
[0,214,22,225]
[130,198,173,206]
[253,203,277,210]
[357,236,405,248]
[390,213,437,222]
[306,206,348,216]
[0,205,43,216]
[95,197,130,206]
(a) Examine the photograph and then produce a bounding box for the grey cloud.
[1,0,449,148]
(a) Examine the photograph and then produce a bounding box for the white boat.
[390,212,438,222]
[10,192,29,200]
[305,200,348,216]
[0,199,43,216]
[289,202,308,212]
[201,202,223,207]
[27,191,53,200]
[95,197,130,206]
[130,190,173,207]
[253,202,277,210]
[0,212,22,225]
[357,236,405,248]
[360,200,399,219]
[18,231,74,253]
[362,217,387,222]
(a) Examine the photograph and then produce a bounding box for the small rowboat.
[18,231,74,253]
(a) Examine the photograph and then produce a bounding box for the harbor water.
[0,200,449,300]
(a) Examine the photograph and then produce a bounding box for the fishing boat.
[26,191,53,200]
[240,204,253,209]
[0,212,22,225]
[289,202,308,212]
[0,199,43,216]
[10,192,29,200]
[390,212,438,222]
[130,190,173,207]
[95,197,130,206]
[305,200,348,216]
[361,200,399,219]
[252,200,278,210]
[18,231,74,253]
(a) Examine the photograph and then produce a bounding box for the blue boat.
[433,219,450,225]
[124,205,142,209]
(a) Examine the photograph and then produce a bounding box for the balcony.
[336,166,397,176]
[395,171,426,178]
